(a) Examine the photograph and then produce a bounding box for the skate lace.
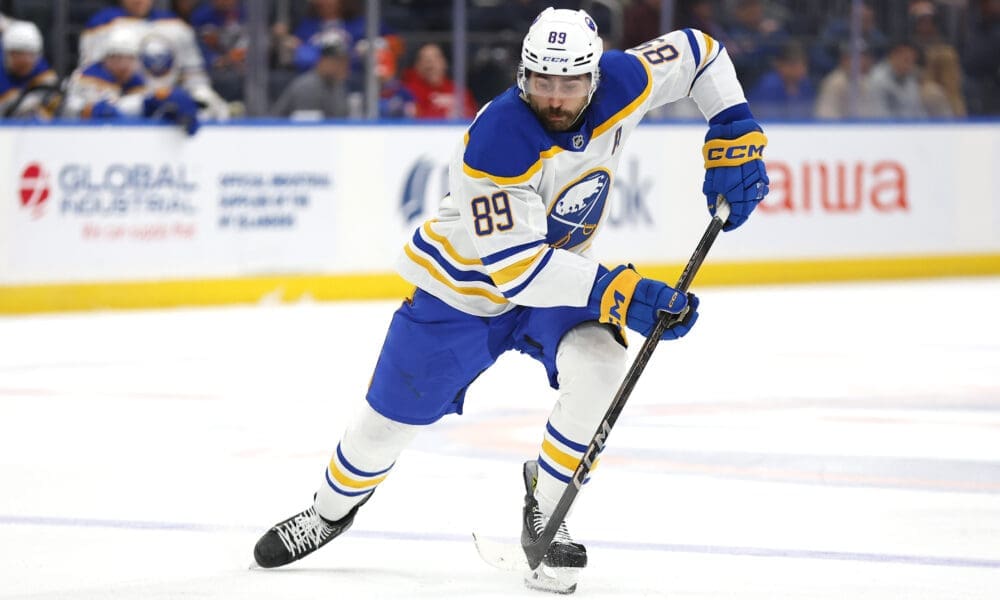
[275,508,333,557]
[532,507,574,546]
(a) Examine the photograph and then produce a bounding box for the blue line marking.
[2,514,998,569]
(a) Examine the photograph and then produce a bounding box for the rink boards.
[1,121,998,313]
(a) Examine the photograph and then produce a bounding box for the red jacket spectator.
[401,43,477,119]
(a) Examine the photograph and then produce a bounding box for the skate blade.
[524,564,580,595]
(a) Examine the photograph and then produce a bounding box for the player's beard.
[537,106,582,132]
[542,108,571,131]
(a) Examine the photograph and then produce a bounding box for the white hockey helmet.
[103,27,140,59]
[517,8,603,101]
[3,21,43,54]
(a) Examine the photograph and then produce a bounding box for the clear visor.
[523,72,592,99]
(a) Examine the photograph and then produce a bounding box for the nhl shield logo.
[572,134,584,149]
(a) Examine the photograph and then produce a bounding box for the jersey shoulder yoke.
[588,51,652,133]
[463,88,555,184]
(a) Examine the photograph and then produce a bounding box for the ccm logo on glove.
[588,264,698,342]
[703,131,767,167]
[702,116,770,231]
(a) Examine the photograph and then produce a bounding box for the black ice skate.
[521,460,587,593]
[253,495,368,568]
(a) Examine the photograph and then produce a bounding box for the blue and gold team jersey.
[0,55,57,115]
[62,62,147,118]
[78,6,208,93]
[397,28,747,317]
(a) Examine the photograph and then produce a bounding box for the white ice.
[1,278,999,599]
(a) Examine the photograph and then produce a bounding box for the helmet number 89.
[471,191,513,236]
[548,31,567,44]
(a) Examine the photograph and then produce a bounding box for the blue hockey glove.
[87,99,122,120]
[588,264,699,341]
[703,118,769,231]
[144,88,201,136]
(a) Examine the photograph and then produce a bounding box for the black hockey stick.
[522,197,731,571]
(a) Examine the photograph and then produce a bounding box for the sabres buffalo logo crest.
[546,169,611,249]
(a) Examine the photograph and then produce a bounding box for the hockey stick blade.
[472,533,529,572]
[474,533,581,594]
[522,197,731,571]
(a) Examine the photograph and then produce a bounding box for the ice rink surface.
[1,278,999,599]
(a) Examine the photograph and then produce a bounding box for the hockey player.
[253,7,769,594]
[78,0,229,119]
[0,21,60,119]
[63,28,200,135]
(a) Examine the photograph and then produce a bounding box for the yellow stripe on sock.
[327,461,389,490]
[541,439,601,473]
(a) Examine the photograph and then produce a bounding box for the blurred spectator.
[0,20,61,119]
[810,2,888,77]
[370,38,415,119]
[271,30,352,119]
[747,42,816,120]
[191,0,248,70]
[78,0,230,119]
[170,0,200,24]
[906,0,965,115]
[920,43,966,117]
[289,0,402,82]
[963,0,1000,114]
[623,0,661,48]
[815,42,876,119]
[190,0,248,102]
[401,43,477,120]
[866,39,928,118]
[626,0,730,49]
[724,0,789,89]
[677,0,731,41]
[63,28,200,135]
[908,1,947,48]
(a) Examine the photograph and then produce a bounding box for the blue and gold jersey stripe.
[404,227,507,304]
[479,241,556,300]
[411,230,493,285]
[490,246,548,286]
[684,30,723,93]
[502,248,553,299]
[422,220,481,266]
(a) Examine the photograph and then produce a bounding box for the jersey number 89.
[471,191,513,236]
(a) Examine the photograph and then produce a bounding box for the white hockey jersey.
[61,62,147,118]
[396,29,747,317]
[78,7,228,118]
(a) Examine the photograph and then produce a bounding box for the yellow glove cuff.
[599,267,642,331]
[702,131,768,168]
